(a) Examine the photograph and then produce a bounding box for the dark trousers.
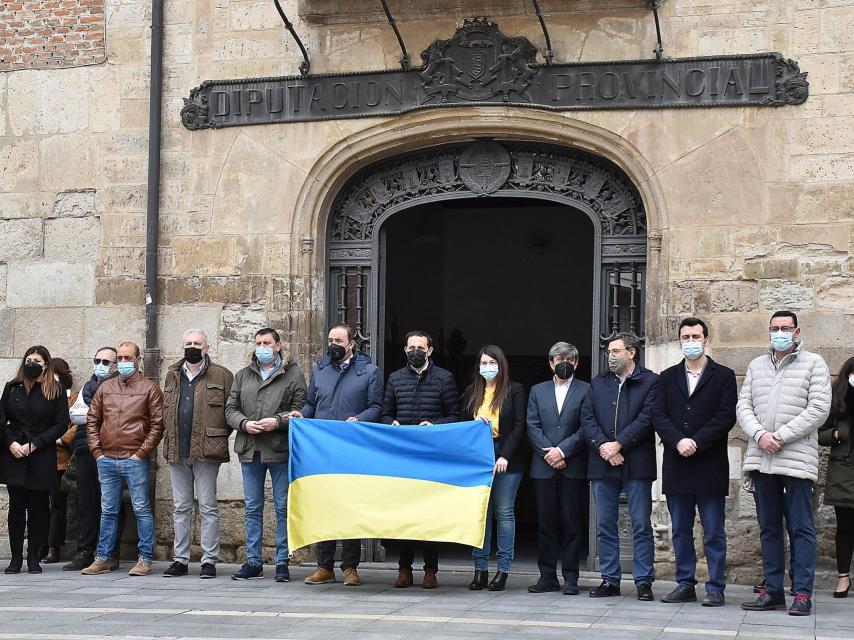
[667,493,727,593]
[835,506,854,575]
[75,450,124,558]
[532,476,587,585]
[753,471,816,596]
[398,543,439,573]
[316,539,362,571]
[48,469,68,549]
[6,486,50,557]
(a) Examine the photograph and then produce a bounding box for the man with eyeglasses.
[62,347,126,572]
[581,332,659,601]
[739,311,831,616]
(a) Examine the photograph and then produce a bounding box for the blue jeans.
[95,456,154,561]
[752,471,816,596]
[473,449,522,573]
[592,477,654,586]
[667,493,726,593]
[241,452,289,565]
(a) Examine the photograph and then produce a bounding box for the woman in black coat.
[460,345,527,592]
[818,356,854,598]
[0,345,69,574]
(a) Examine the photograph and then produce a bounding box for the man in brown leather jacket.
[82,341,164,577]
[161,329,233,579]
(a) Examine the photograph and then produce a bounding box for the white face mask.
[848,374,854,389]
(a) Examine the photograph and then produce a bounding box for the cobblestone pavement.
[0,563,851,640]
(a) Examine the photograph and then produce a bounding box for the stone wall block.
[0,219,43,260]
[171,237,234,275]
[82,307,145,360]
[669,280,710,315]
[13,307,85,358]
[713,314,772,346]
[742,258,799,280]
[39,134,102,190]
[758,280,815,311]
[94,277,144,305]
[6,261,95,308]
[44,217,101,261]
[158,276,202,304]
[104,155,148,184]
[233,236,264,275]
[52,189,98,218]
[200,276,269,304]
[708,280,759,313]
[0,193,52,220]
[0,309,13,358]
[0,139,39,193]
[107,184,147,212]
[220,305,267,343]
[96,247,145,276]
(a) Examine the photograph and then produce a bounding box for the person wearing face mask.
[225,327,307,583]
[525,342,589,595]
[291,323,383,587]
[0,346,70,574]
[160,329,233,579]
[818,357,854,599]
[581,332,659,601]
[739,311,831,616]
[652,318,737,607]
[460,345,526,592]
[381,330,460,588]
[82,341,164,578]
[62,346,126,572]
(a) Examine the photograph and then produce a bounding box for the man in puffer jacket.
[739,311,831,616]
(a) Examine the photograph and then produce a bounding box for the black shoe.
[488,572,508,592]
[527,578,561,593]
[637,584,654,601]
[232,563,264,580]
[26,555,42,574]
[469,570,488,590]
[163,561,188,577]
[4,556,23,575]
[741,590,786,611]
[200,563,216,579]
[563,582,580,595]
[788,593,811,616]
[703,591,725,607]
[589,581,621,598]
[62,552,94,572]
[274,564,290,583]
[661,585,696,603]
[43,547,61,564]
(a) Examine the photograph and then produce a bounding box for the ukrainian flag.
[287,418,494,551]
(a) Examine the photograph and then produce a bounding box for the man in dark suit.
[526,341,590,595]
[654,317,737,607]
[581,332,659,601]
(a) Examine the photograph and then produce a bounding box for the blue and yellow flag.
[287,418,494,551]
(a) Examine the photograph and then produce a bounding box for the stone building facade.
[1,0,853,584]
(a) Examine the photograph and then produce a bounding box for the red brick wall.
[0,0,106,71]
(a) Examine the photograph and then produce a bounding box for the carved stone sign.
[182,18,809,131]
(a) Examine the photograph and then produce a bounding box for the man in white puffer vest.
[738,310,831,617]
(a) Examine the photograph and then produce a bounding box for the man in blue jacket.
[581,332,659,601]
[526,341,590,595]
[290,324,383,587]
[654,317,737,607]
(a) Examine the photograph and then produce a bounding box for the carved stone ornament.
[180,86,214,131]
[759,54,809,106]
[329,141,646,242]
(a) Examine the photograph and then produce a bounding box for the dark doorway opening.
[379,196,594,569]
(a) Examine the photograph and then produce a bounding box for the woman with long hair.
[819,356,854,598]
[461,345,527,591]
[42,358,78,563]
[0,346,70,574]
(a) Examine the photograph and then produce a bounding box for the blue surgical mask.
[479,364,499,381]
[93,363,111,380]
[681,341,704,361]
[770,330,794,352]
[116,362,136,377]
[255,346,275,364]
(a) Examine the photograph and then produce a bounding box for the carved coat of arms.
[419,18,537,104]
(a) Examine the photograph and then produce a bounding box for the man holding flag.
[290,324,383,587]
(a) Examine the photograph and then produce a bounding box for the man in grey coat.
[291,323,383,587]
[739,311,831,616]
[225,328,307,583]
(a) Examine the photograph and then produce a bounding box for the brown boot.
[81,558,112,575]
[304,567,336,585]
[423,570,438,589]
[128,557,152,576]
[343,568,360,586]
[393,568,413,588]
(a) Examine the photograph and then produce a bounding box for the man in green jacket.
[225,328,307,582]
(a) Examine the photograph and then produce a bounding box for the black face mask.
[406,349,428,369]
[554,362,574,381]
[327,344,347,362]
[184,347,204,364]
[23,362,43,379]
